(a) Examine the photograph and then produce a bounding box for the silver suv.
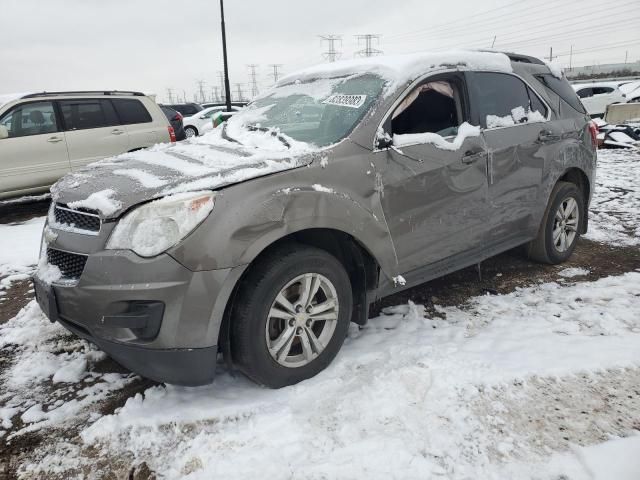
[34,51,597,387]
[0,91,174,199]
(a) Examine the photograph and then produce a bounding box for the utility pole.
[166,88,174,103]
[269,64,283,84]
[320,35,342,62]
[247,64,259,98]
[196,80,206,103]
[234,83,245,102]
[546,47,555,62]
[625,50,628,64]
[355,34,383,57]
[220,0,232,112]
[491,36,496,49]
[569,45,573,70]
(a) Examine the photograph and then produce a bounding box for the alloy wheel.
[265,273,339,368]
[552,196,579,252]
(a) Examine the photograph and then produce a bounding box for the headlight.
[106,191,215,257]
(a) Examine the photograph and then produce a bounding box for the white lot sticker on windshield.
[322,94,367,108]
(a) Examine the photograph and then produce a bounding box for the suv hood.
[51,133,317,219]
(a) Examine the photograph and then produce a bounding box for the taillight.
[588,121,598,149]
[168,126,176,143]
[175,112,183,121]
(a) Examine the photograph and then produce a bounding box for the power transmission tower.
[320,35,342,62]
[355,34,382,57]
[234,83,245,102]
[196,80,206,103]
[247,64,260,98]
[269,64,283,84]
[182,90,187,103]
[218,71,226,103]
[166,88,174,103]
[211,86,220,102]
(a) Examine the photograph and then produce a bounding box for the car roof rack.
[21,91,145,99]
[477,50,546,66]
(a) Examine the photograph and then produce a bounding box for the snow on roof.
[277,50,514,92]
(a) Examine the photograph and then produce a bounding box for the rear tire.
[230,245,352,388]
[527,181,584,264]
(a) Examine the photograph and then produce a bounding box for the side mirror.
[376,132,393,150]
[0,125,8,139]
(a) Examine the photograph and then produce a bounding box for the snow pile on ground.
[586,149,640,246]
[0,217,45,297]
[0,301,134,439]
[19,272,636,479]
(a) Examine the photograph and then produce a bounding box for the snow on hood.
[277,50,513,94]
[51,127,318,218]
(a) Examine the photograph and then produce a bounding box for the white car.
[0,91,174,200]
[572,82,627,117]
[182,106,241,137]
[617,80,640,103]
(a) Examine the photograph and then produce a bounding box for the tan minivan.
[0,91,174,200]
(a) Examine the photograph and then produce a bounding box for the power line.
[247,64,260,98]
[355,34,383,57]
[320,35,342,62]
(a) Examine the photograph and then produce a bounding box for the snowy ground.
[0,149,639,479]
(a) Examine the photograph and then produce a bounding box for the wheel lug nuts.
[289,319,295,327]
[296,327,303,335]
[306,319,312,327]
[295,305,303,313]
[306,305,312,313]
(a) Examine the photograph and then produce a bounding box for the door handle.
[47,136,63,143]
[461,150,485,164]
[538,130,558,142]
[111,129,125,135]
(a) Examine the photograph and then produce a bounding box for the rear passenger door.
[59,98,130,169]
[112,99,163,148]
[468,71,556,249]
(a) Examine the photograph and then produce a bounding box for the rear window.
[112,99,152,124]
[535,74,587,114]
[59,99,119,130]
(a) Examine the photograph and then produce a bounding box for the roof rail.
[20,91,145,99]
[478,50,545,66]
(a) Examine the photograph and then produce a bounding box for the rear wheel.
[185,126,198,138]
[527,181,584,264]
[230,246,352,388]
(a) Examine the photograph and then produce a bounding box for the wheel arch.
[557,167,590,233]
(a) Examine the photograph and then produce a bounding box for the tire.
[527,181,584,264]
[230,245,353,388]
[185,126,198,138]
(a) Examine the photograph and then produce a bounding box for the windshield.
[225,73,387,148]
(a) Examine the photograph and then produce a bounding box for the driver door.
[371,73,490,275]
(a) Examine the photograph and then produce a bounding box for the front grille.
[54,204,101,233]
[47,248,88,280]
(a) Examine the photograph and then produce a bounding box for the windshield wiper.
[247,124,291,149]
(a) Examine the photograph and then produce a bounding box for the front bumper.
[34,247,246,386]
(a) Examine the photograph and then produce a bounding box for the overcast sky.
[1,0,639,103]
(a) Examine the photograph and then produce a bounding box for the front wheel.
[184,126,198,138]
[527,181,584,264]
[230,246,352,388]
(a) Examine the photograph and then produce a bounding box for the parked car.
[35,51,596,388]
[0,91,174,200]
[617,80,640,103]
[164,103,203,117]
[201,101,247,109]
[572,82,627,117]
[183,106,241,137]
[159,105,186,141]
